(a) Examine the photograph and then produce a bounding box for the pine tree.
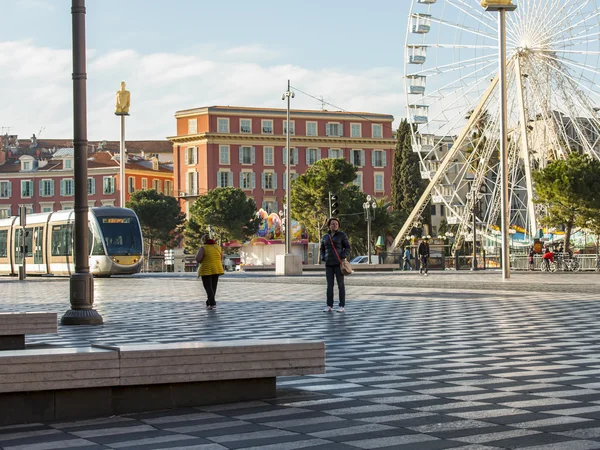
[391,119,410,210]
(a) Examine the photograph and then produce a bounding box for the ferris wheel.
[393,0,600,253]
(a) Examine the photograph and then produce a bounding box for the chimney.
[0,149,5,165]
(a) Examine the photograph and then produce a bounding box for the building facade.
[0,135,174,217]
[168,106,396,216]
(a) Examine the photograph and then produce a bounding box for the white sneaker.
[323,306,332,312]
[337,307,345,313]
[424,273,428,276]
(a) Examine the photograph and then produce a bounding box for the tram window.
[51,224,73,257]
[89,228,105,255]
[15,229,33,258]
[0,230,7,257]
[98,217,142,256]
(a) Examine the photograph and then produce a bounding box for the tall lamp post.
[363,195,377,265]
[480,0,516,279]
[275,80,302,275]
[62,0,102,325]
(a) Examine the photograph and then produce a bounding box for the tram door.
[31,226,45,273]
[14,227,33,269]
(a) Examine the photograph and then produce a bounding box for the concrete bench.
[0,339,325,426]
[0,312,57,350]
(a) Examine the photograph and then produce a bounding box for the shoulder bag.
[329,234,353,276]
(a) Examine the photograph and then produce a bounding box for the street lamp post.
[62,0,102,325]
[363,195,377,265]
[275,80,302,275]
[480,0,516,280]
[468,191,483,271]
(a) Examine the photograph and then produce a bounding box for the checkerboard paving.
[2,274,600,448]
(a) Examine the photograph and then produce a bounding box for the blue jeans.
[325,265,345,307]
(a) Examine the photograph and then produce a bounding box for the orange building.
[168,106,395,216]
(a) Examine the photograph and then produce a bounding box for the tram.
[0,207,143,277]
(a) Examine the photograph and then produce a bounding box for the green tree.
[391,119,411,210]
[399,125,430,232]
[126,189,186,259]
[290,158,357,242]
[184,187,260,253]
[533,153,600,251]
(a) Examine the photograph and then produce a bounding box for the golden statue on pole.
[115,81,131,115]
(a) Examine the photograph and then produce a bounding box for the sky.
[0,0,409,141]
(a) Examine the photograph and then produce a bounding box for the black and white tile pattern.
[2,272,600,448]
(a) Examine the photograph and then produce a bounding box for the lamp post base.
[61,273,103,325]
[275,254,303,275]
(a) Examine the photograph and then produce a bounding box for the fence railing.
[382,252,599,271]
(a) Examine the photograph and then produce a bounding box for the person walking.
[320,217,350,313]
[195,235,224,310]
[418,238,430,276]
[528,247,535,271]
[402,247,412,271]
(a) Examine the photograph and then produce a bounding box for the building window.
[262,172,276,190]
[326,123,342,137]
[186,146,198,165]
[375,174,384,192]
[87,178,95,195]
[239,146,254,164]
[152,159,159,170]
[351,123,362,138]
[61,178,74,196]
[188,118,197,134]
[240,171,254,190]
[431,205,436,216]
[306,148,320,165]
[141,178,148,190]
[283,120,295,135]
[217,118,229,133]
[219,145,230,165]
[372,124,383,138]
[328,148,342,159]
[40,203,53,213]
[440,204,445,216]
[21,180,33,198]
[164,180,173,196]
[262,119,273,134]
[282,172,298,190]
[0,207,10,219]
[152,179,161,193]
[40,179,54,197]
[101,200,115,207]
[354,173,363,189]
[64,159,72,169]
[282,148,298,165]
[23,161,31,171]
[103,176,115,194]
[216,171,232,188]
[240,119,252,133]
[307,122,317,136]
[0,181,11,198]
[351,149,365,167]
[264,147,274,165]
[262,200,277,213]
[187,172,197,194]
[128,177,135,194]
[372,150,387,167]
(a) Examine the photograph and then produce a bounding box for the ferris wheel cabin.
[407,45,427,64]
[411,14,432,34]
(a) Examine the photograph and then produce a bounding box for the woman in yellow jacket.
[195,237,224,310]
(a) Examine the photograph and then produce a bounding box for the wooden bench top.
[0,339,325,392]
[0,312,57,336]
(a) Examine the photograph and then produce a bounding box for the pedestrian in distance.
[402,247,412,271]
[542,247,554,272]
[320,217,350,313]
[195,235,224,310]
[418,238,430,276]
[528,247,535,271]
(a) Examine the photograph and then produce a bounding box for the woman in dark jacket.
[320,217,350,312]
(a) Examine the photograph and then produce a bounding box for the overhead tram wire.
[290,85,397,133]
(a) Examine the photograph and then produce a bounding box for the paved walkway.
[1,272,600,449]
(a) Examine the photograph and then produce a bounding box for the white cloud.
[0,40,406,141]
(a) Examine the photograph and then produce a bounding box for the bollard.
[18,266,25,280]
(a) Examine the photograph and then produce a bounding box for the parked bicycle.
[550,253,580,272]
